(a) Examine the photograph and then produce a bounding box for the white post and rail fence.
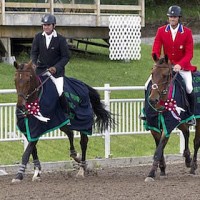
[0,84,187,158]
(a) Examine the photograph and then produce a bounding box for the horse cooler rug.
[142,73,197,137]
[17,75,93,142]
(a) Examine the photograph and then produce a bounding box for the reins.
[26,73,51,100]
[149,64,179,112]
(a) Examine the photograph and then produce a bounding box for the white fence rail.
[0,84,187,158]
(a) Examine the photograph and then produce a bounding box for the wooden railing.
[0,0,145,26]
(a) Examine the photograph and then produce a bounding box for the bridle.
[149,62,179,112]
[16,70,51,101]
[151,65,173,99]
[15,69,51,117]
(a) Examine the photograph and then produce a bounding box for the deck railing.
[0,0,145,26]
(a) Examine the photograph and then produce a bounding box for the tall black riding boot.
[187,92,196,126]
[59,92,70,114]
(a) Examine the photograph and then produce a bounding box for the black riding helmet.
[41,14,56,25]
[167,5,182,17]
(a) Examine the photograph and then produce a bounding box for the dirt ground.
[0,162,200,200]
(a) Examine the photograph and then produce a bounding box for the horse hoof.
[144,177,155,182]
[32,168,41,182]
[190,169,196,175]
[11,173,23,184]
[160,175,167,179]
[32,176,41,182]
[72,153,81,163]
[76,167,85,178]
[185,162,191,168]
[11,178,22,184]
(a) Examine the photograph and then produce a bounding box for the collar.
[165,23,184,34]
[42,30,57,37]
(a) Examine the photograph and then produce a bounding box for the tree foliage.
[148,0,199,5]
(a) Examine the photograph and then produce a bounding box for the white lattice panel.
[109,15,141,60]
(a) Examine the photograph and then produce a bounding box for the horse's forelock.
[19,64,25,70]
[18,63,33,72]
[158,58,165,65]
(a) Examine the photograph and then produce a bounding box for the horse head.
[14,61,39,111]
[148,54,173,110]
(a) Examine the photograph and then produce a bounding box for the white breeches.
[43,71,64,96]
[179,70,193,94]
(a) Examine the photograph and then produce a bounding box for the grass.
[0,132,196,165]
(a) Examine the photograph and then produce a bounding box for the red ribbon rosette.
[164,98,177,111]
[26,99,40,115]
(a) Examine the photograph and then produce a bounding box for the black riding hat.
[167,5,182,17]
[41,14,56,25]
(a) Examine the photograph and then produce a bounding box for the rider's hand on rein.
[32,64,37,70]
[173,64,181,72]
[48,67,56,74]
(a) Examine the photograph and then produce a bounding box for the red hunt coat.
[152,24,197,72]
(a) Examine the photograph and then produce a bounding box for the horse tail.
[86,84,115,133]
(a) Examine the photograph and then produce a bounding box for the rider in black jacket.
[31,13,70,113]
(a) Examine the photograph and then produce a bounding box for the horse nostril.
[149,98,158,107]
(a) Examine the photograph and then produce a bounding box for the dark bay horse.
[12,61,114,183]
[142,54,197,182]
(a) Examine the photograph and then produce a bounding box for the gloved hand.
[173,64,181,72]
[48,67,56,74]
[32,63,37,70]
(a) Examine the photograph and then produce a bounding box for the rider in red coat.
[152,9,196,72]
[152,5,197,125]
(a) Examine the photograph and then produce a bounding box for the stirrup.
[187,118,196,126]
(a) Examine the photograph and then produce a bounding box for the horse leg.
[76,132,88,178]
[145,131,169,182]
[60,126,81,163]
[31,145,42,181]
[179,124,191,167]
[159,154,166,177]
[12,141,38,183]
[190,119,200,174]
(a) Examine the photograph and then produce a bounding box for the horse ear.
[28,60,32,66]
[164,55,168,63]
[13,61,19,69]
[153,53,158,62]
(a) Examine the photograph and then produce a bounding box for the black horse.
[12,61,115,183]
[142,54,195,182]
